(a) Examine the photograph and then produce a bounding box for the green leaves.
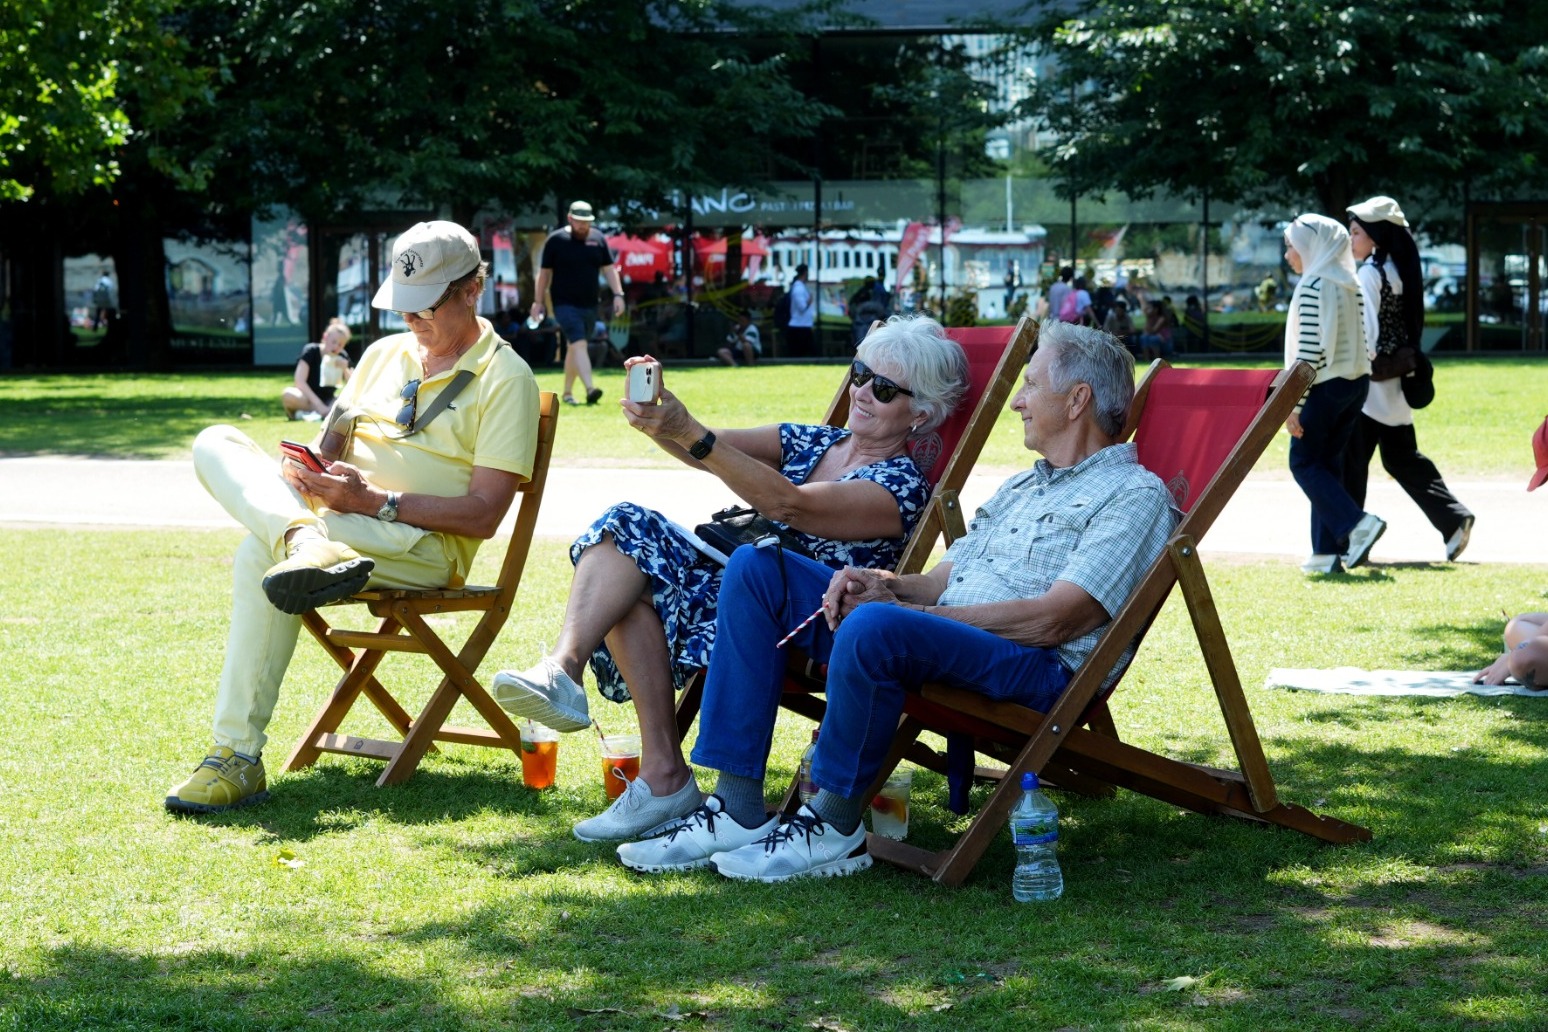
[1026,0,1548,216]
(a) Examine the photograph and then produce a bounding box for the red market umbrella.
[694,234,771,265]
[607,235,673,284]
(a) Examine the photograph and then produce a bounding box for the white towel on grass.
[1266,667,1548,698]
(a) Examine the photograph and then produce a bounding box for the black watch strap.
[689,430,716,460]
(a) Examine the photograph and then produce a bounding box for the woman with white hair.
[1282,213,1385,575]
[492,314,969,842]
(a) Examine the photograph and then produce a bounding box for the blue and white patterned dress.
[571,423,931,703]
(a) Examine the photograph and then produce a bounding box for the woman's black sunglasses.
[849,361,915,404]
[395,379,422,431]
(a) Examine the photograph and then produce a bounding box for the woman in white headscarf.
[1281,213,1386,575]
[1342,196,1474,562]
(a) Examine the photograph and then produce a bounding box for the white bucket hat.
[371,220,481,312]
[1347,196,1409,228]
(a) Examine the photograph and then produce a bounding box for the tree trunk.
[110,203,174,370]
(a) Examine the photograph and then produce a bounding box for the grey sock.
[712,773,767,829]
[811,789,865,836]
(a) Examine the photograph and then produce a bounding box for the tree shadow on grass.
[6,943,484,1031]
[168,760,590,856]
[0,383,273,459]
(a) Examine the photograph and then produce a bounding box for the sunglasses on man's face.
[395,379,422,431]
[397,284,457,321]
[849,361,915,404]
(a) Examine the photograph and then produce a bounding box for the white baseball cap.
[371,220,481,312]
[1347,196,1409,228]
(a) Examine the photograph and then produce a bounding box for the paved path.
[3,456,1542,566]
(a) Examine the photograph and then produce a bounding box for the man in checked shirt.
[614,320,1180,883]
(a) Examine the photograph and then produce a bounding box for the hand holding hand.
[822,566,900,629]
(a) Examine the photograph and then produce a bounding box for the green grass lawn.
[2,354,1548,1028]
[1,529,1547,1030]
[1,356,1540,478]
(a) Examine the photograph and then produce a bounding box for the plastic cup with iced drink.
[520,720,559,790]
[600,733,642,800]
[869,767,913,840]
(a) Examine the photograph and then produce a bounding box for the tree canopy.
[1024,0,1548,218]
[197,0,830,225]
[0,0,214,201]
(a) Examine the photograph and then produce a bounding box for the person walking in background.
[1343,196,1475,562]
[91,269,116,331]
[785,263,817,358]
[1281,213,1384,576]
[281,318,352,421]
[535,200,625,405]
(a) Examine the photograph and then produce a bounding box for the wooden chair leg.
[1169,538,1279,813]
[675,671,704,741]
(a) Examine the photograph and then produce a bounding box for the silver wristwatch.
[376,491,400,523]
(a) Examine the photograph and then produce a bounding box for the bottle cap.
[1021,771,1039,790]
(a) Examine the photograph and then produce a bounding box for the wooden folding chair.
[283,391,559,786]
[792,360,1373,885]
[673,318,1039,736]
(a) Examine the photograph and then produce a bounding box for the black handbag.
[1370,345,1418,382]
[1400,349,1435,409]
[693,506,810,560]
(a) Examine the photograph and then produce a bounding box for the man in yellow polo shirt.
[167,220,540,814]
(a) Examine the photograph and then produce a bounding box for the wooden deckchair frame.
[282,391,559,786]
[791,360,1372,885]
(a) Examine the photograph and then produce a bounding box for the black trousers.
[1342,414,1472,540]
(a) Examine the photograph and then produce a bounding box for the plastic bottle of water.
[1009,771,1063,901]
[797,729,820,803]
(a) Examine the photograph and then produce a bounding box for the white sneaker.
[1446,516,1475,562]
[615,795,777,874]
[573,774,703,843]
[1341,513,1387,570]
[490,658,590,733]
[1300,553,1342,576]
[710,804,872,883]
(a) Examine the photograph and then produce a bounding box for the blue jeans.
[1288,375,1369,554]
[690,547,1071,800]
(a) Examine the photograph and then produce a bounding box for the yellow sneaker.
[165,747,270,814]
[261,536,374,614]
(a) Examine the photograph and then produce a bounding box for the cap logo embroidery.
[398,249,425,278]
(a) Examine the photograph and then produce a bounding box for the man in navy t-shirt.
[535,200,625,405]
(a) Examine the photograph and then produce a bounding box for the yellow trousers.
[194,425,457,756]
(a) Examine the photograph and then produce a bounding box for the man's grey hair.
[1037,320,1136,437]
[856,314,970,433]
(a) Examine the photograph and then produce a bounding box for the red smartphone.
[279,440,326,473]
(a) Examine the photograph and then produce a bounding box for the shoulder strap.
[412,369,475,434]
